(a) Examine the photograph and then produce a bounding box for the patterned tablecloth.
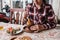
[0,22,60,40]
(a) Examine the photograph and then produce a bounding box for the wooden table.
[0,22,60,40]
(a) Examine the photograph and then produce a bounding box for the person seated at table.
[23,0,56,33]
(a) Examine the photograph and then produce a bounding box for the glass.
[0,26,4,30]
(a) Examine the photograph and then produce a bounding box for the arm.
[44,5,56,30]
[22,5,30,25]
[48,5,55,20]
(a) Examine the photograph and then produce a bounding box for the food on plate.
[7,27,21,34]
[22,36,32,40]
[11,36,32,40]
[7,27,13,33]
[15,27,20,31]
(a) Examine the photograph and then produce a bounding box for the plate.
[13,26,23,35]
[7,25,26,35]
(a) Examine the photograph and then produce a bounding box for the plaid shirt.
[25,3,56,29]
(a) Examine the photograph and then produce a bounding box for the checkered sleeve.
[43,5,56,30]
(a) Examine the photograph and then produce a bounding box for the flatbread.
[22,36,32,40]
[11,36,32,40]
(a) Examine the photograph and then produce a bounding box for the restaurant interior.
[0,0,60,40]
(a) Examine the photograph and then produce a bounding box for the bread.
[11,36,32,40]
[22,36,32,40]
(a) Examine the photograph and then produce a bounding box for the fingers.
[30,26,37,31]
[23,24,44,33]
[30,25,40,31]
[24,27,33,33]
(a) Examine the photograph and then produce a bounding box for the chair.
[10,8,24,24]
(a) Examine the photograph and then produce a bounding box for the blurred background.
[0,0,60,24]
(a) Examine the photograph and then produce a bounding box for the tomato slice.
[8,27,13,32]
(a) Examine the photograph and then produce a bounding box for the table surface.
[0,22,60,40]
